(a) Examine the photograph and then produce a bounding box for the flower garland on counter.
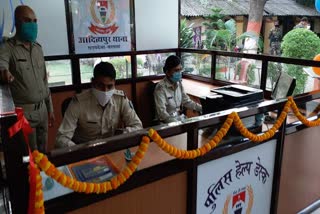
[8,96,320,214]
[289,97,320,127]
[31,136,150,214]
[148,112,235,159]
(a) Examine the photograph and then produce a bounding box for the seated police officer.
[153,55,202,123]
[55,62,143,148]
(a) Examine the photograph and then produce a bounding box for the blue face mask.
[170,72,182,83]
[19,22,38,42]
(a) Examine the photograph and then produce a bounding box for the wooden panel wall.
[277,126,320,213]
[136,81,156,127]
[68,172,187,214]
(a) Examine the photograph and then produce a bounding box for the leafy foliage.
[281,28,320,94]
[180,18,194,48]
[203,8,263,51]
[295,0,315,7]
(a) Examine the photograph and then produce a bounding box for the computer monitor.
[271,71,296,99]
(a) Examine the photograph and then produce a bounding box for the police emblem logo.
[89,0,119,34]
[223,185,254,214]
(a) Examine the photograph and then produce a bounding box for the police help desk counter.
[1,84,320,214]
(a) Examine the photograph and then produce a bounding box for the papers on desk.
[303,67,320,79]
[70,156,116,183]
[41,166,73,201]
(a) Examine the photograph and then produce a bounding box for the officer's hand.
[115,128,125,135]
[0,69,14,83]
[48,112,55,128]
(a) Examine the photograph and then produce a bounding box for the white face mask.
[92,88,115,106]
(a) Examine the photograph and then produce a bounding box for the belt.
[17,100,44,112]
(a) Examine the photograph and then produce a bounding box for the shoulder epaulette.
[113,89,126,97]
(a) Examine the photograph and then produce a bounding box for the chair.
[61,97,73,117]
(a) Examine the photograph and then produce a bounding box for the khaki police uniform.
[55,89,143,148]
[0,37,53,152]
[154,77,202,123]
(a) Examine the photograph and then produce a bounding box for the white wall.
[0,0,69,56]
[135,0,179,50]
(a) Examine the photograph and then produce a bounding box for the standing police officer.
[0,5,55,152]
[269,21,282,56]
[154,55,202,123]
[55,62,143,148]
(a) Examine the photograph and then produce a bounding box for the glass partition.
[1,0,69,56]
[267,62,315,95]
[80,56,132,83]
[135,0,178,50]
[181,53,211,78]
[46,60,72,87]
[137,53,174,77]
[215,56,262,88]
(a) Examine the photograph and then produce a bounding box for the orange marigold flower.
[118,173,127,184]
[209,141,217,148]
[123,170,130,179]
[79,183,86,193]
[142,136,150,144]
[127,162,137,172]
[132,156,141,165]
[57,174,67,186]
[111,178,119,189]
[140,143,149,152]
[200,147,207,156]
[204,143,211,152]
[106,181,112,191]
[71,181,78,191]
[184,151,190,159]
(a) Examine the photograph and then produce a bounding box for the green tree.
[180,18,194,48]
[281,28,320,94]
[296,0,315,7]
[202,8,225,49]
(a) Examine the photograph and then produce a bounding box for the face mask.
[92,88,115,106]
[19,22,38,42]
[170,72,182,83]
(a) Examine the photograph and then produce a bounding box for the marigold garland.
[288,97,320,127]
[148,112,235,159]
[28,96,320,214]
[31,136,150,213]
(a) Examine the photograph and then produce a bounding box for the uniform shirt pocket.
[16,60,31,78]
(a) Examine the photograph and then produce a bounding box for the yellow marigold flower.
[196,149,201,157]
[102,182,107,193]
[94,183,100,194]
[135,150,144,159]
[192,150,198,158]
[140,143,149,152]
[106,182,112,191]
